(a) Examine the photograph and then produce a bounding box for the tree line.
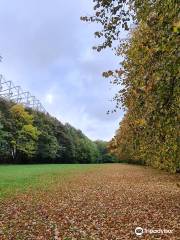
[82,0,179,172]
[0,98,116,164]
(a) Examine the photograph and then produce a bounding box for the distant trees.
[82,0,179,172]
[0,122,9,159]
[37,132,60,160]
[65,123,100,163]
[0,98,115,164]
[95,140,118,163]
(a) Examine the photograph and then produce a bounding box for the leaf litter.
[0,164,179,240]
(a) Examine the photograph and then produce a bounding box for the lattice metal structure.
[0,74,47,113]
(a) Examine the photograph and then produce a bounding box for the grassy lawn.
[0,164,98,199]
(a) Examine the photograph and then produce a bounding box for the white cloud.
[0,0,124,140]
[45,93,54,104]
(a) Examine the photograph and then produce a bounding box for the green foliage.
[65,123,100,163]
[37,132,60,160]
[0,123,9,158]
[95,140,117,163]
[9,104,39,160]
[0,99,106,164]
[16,124,39,157]
[84,0,180,172]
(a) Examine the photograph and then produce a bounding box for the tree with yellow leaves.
[10,105,39,161]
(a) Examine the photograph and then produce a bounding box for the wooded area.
[82,0,180,173]
[0,0,179,172]
[0,98,115,164]
[0,1,179,239]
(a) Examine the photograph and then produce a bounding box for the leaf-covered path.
[0,164,179,240]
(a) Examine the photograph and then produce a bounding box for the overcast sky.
[0,0,124,141]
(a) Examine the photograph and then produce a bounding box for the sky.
[0,0,124,141]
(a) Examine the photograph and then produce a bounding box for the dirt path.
[0,164,179,240]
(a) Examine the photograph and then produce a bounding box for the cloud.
[45,94,54,105]
[0,0,124,140]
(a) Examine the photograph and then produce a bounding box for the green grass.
[0,164,98,199]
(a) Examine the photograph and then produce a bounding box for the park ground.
[0,164,179,240]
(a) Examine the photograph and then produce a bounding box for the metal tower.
[0,74,47,113]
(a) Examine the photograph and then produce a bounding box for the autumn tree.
[9,104,39,161]
[82,0,180,172]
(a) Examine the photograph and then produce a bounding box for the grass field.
[0,164,98,199]
[0,164,179,239]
